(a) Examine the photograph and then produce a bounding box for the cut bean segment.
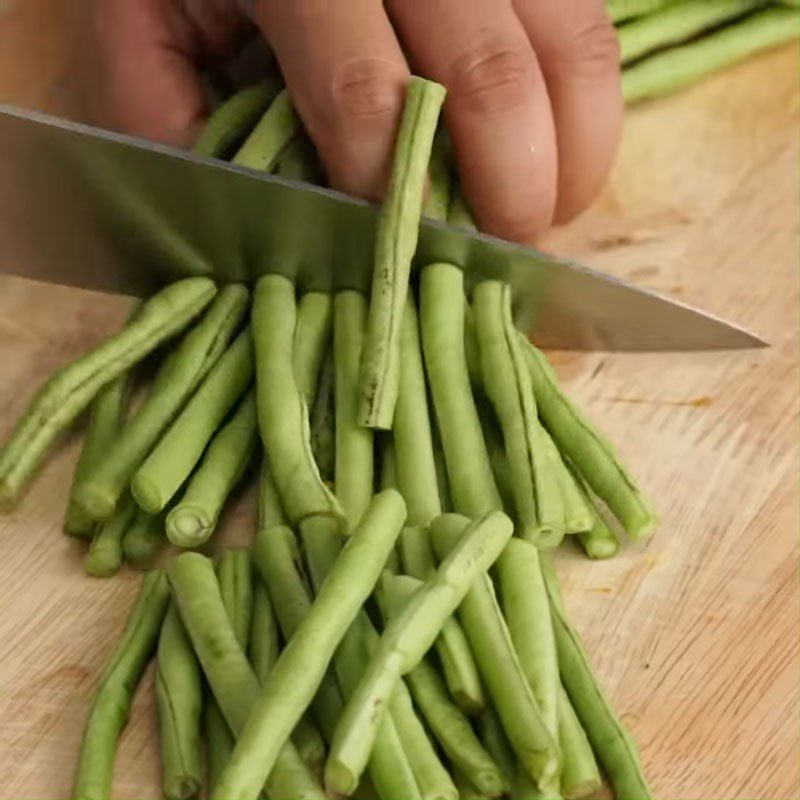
[232,89,300,171]
[85,495,138,578]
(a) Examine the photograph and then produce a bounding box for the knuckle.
[330,58,406,120]
[449,40,537,113]
[557,18,620,80]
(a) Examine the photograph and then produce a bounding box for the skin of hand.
[78,0,622,245]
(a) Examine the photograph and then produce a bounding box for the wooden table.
[1,5,798,796]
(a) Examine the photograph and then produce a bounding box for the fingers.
[253,0,410,201]
[386,0,557,244]
[514,0,622,223]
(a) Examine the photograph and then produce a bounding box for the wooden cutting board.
[0,6,798,797]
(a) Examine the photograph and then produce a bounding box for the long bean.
[252,275,343,525]
[377,573,508,796]
[122,507,166,568]
[211,491,406,800]
[520,335,656,539]
[398,526,484,712]
[328,510,513,792]
[73,571,170,800]
[430,514,560,795]
[542,430,593,535]
[423,128,451,222]
[619,0,763,64]
[570,466,620,560]
[558,687,601,800]
[156,604,202,800]
[65,369,131,537]
[84,495,138,578]
[309,355,336,483]
[194,80,282,159]
[0,278,216,506]
[334,291,374,529]
[476,708,516,783]
[420,264,501,517]
[473,280,564,545]
[166,391,258,548]
[294,292,333,407]
[168,553,326,800]
[297,515,427,800]
[232,89,300,171]
[73,284,248,521]
[540,554,652,800]
[623,6,800,104]
[359,77,447,429]
[132,329,254,514]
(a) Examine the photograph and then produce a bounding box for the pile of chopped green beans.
[9,66,763,800]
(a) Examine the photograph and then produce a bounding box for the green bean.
[328,510,513,793]
[252,275,343,525]
[258,458,288,530]
[74,284,248,521]
[193,80,283,158]
[292,716,327,778]
[309,355,336,484]
[420,264,502,517]
[377,573,508,796]
[570,467,620,560]
[276,136,322,182]
[619,0,763,64]
[496,539,559,738]
[359,77,447,430]
[520,335,656,539]
[294,292,333,407]
[607,0,678,23]
[398,526,484,713]
[394,296,442,525]
[623,6,800,104]
[73,571,170,800]
[463,302,483,388]
[423,128,452,222]
[334,291,374,530]
[274,518,422,800]
[249,578,280,683]
[168,553,326,800]
[476,708,516,783]
[454,769,491,800]
[432,427,452,512]
[0,279,216,506]
[542,431,593,535]
[211,491,406,800]
[479,410,517,515]
[558,687,601,800]
[132,330,254,514]
[84,495,138,578]
[166,391,258,548]
[430,514,560,795]
[510,761,553,800]
[232,89,300,170]
[540,554,652,800]
[473,281,564,545]
[65,368,131,537]
[205,701,235,795]
[156,604,203,800]
[122,507,166,568]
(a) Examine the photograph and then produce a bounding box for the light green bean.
[558,687,601,800]
[293,292,333,407]
[84,495,138,578]
[122,508,166,569]
[232,90,300,171]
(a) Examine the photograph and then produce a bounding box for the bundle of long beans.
[1,80,669,800]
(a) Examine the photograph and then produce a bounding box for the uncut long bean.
[619,0,763,64]
[297,515,425,800]
[359,77,447,429]
[430,514,560,795]
[166,391,258,548]
[252,275,342,525]
[520,335,655,539]
[334,291,374,529]
[73,571,170,800]
[377,573,507,796]
[84,495,138,578]
[212,491,406,800]
[558,687,601,800]
[74,284,248,521]
[294,292,333,407]
[420,264,501,517]
[122,508,166,568]
[132,329,254,514]
[194,80,282,158]
[542,430,593,535]
[168,554,326,800]
[328,511,513,792]
[66,369,131,537]
[156,604,202,800]
[232,89,300,171]
[0,278,216,505]
[540,554,652,800]
[623,6,800,104]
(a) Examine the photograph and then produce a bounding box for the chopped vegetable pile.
[5,6,794,794]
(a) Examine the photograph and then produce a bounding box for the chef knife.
[0,103,765,351]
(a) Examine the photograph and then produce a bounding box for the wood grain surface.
[0,5,798,798]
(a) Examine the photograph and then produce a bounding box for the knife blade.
[0,103,765,351]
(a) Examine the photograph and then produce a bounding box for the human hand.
[81,0,622,244]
